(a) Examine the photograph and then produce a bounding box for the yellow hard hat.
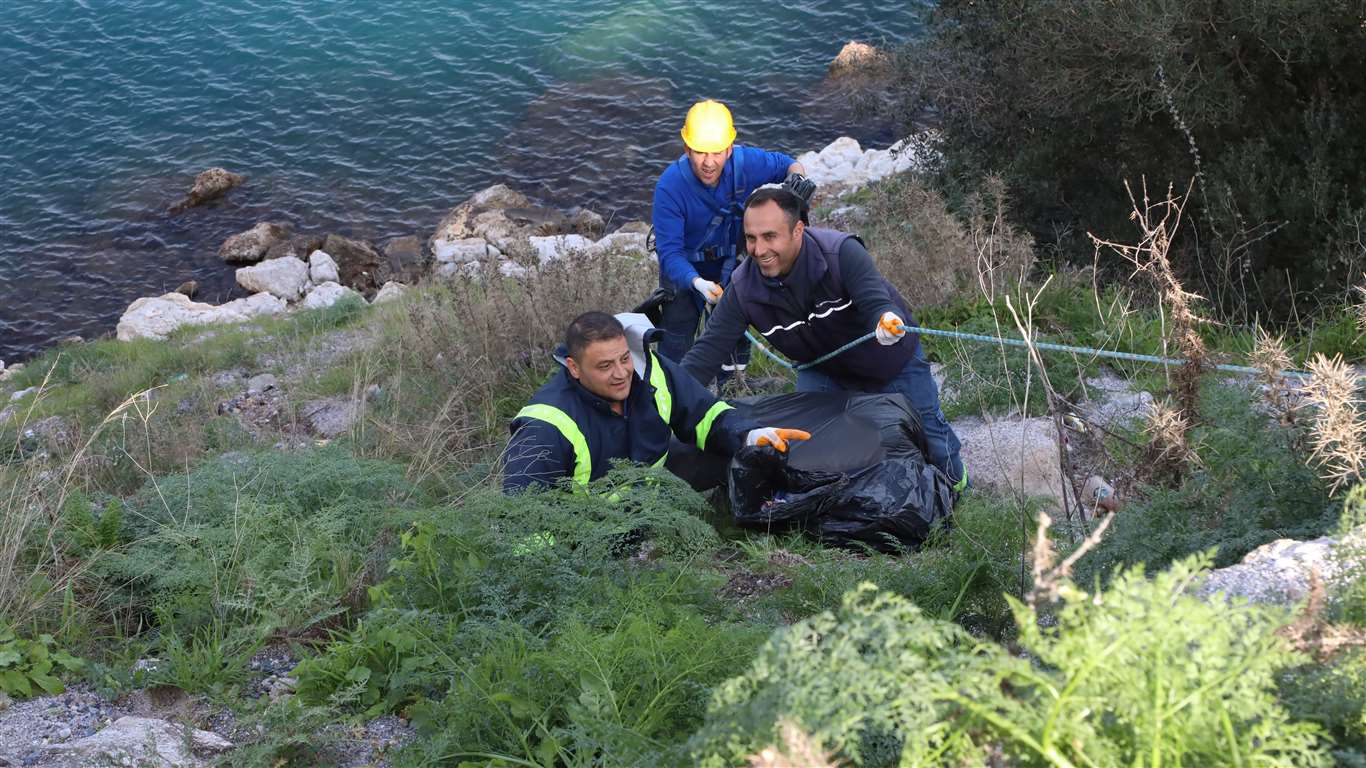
[680,100,736,153]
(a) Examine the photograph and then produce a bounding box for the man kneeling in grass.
[503,311,809,493]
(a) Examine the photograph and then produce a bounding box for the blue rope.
[743,325,1314,380]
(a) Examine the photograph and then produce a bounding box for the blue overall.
[651,144,794,364]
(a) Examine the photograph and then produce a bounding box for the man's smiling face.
[744,199,804,278]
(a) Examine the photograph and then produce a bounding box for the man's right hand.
[782,172,818,206]
[692,277,723,305]
[746,428,812,453]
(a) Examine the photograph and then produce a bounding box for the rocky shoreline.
[104,129,938,348]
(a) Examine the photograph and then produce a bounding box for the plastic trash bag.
[666,391,954,552]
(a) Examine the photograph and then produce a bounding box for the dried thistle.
[1250,326,1295,423]
[1141,399,1197,485]
[747,719,839,768]
[1299,353,1366,492]
[1090,179,1208,420]
[1353,281,1366,339]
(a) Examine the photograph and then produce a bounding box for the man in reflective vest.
[682,187,967,495]
[503,311,810,493]
[651,99,816,379]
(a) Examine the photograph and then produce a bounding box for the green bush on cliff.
[691,555,1327,766]
[896,0,1366,320]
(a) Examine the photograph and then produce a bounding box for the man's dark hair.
[745,186,803,230]
[565,311,625,361]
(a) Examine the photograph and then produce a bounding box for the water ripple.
[0,0,927,360]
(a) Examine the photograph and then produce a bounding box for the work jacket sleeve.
[748,147,798,184]
[651,180,698,290]
[658,354,756,456]
[839,237,901,329]
[680,288,749,386]
[502,417,575,494]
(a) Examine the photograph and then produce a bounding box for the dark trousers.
[657,291,751,377]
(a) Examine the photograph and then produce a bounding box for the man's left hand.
[876,312,907,345]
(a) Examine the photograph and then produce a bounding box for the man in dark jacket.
[681,188,966,493]
[503,311,810,493]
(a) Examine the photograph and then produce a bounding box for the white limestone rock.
[529,234,595,264]
[432,237,500,265]
[308,249,340,284]
[301,281,363,310]
[42,716,233,768]
[235,256,309,301]
[372,281,409,304]
[116,292,286,341]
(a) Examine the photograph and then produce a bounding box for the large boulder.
[308,249,340,284]
[1198,533,1358,605]
[218,221,292,264]
[381,235,427,284]
[301,281,364,310]
[117,292,286,341]
[300,397,359,438]
[432,237,501,270]
[828,41,887,77]
[322,233,384,295]
[954,415,1076,513]
[235,256,309,301]
[431,184,569,256]
[172,167,245,211]
[42,716,232,767]
[372,281,409,304]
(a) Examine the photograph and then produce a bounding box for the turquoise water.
[0,1,928,360]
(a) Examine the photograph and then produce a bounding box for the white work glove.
[692,277,723,306]
[875,311,907,346]
[745,427,813,454]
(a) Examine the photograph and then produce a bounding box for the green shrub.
[691,555,1328,766]
[894,0,1366,320]
[1079,383,1336,583]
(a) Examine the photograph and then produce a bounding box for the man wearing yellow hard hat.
[649,99,814,376]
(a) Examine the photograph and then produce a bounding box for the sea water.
[0,0,928,360]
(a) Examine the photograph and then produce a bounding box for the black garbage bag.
[666,391,955,552]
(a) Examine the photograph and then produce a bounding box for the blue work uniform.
[651,144,794,363]
[502,346,754,493]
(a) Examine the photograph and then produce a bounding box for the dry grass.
[859,174,1034,310]
[365,247,657,486]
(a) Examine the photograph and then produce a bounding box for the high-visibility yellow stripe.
[695,401,734,451]
[648,352,672,424]
[515,404,591,487]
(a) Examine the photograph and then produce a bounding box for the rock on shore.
[116,292,286,341]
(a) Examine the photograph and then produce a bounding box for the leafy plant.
[0,624,83,698]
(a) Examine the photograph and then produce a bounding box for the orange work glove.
[745,428,813,453]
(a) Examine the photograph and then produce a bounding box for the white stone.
[818,136,864,169]
[301,281,363,310]
[235,256,309,301]
[433,237,500,264]
[954,415,1077,513]
[43,716,232,767]
[372,281,409,304]
[1198,532,1360,605]
[10,386,35,402]
[116,292,287,341]
[308,249,340,284]
[529,234,595,264]
[438,259,528,279]
[592,231,649,255]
